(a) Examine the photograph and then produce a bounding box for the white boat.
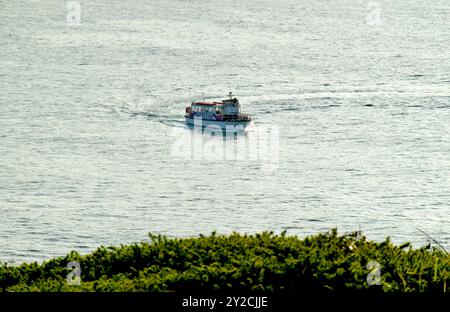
[185,92,252,130]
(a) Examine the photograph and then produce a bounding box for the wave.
[238,83,450,104]
[106,85,450,125]
[129,110,189,128]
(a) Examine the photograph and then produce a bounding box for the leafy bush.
[0,230,448,292]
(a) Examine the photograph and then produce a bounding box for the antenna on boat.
[229,91,233,100]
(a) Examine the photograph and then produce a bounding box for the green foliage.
[0,230,448,292]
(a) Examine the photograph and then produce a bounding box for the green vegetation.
[0,230,448,292]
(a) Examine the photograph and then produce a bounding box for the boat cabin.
[191,102,224,115]
[190,98,240,114]
[185,92,250,122]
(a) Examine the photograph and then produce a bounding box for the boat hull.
[185,116,250,130]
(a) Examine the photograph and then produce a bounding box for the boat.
[185,92,252,130]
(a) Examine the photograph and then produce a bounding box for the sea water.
[1,0,449,263]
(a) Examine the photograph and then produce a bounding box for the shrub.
[0,230,448,292]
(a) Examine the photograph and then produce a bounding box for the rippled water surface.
[1,0,449,263]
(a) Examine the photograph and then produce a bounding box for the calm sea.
[1,0,449,263]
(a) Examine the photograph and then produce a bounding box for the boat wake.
[130,110,188,128]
